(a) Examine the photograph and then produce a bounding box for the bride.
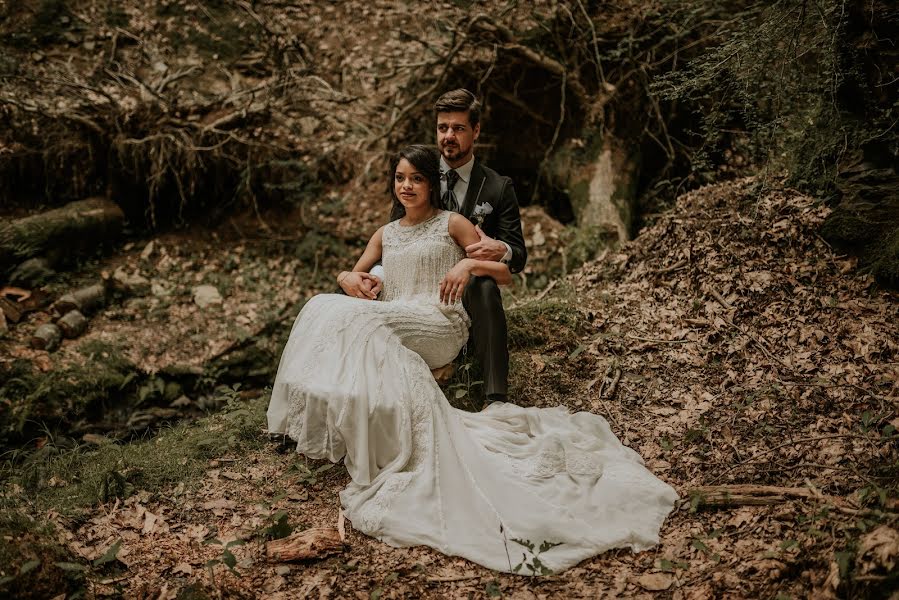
[267,144,678,573]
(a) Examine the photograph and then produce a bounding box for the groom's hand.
[340,272,381,300]
[465,226,507,262]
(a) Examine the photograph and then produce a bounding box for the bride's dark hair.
[388,144,442,221]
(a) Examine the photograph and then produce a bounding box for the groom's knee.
[465,276,502,314]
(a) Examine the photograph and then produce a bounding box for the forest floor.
[2,176,897,599]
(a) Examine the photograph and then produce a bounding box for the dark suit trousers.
[462,276,508,397]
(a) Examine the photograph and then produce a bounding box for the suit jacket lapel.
[462,159,486,219]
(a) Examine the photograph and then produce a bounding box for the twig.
[708,287,733,310]
[652,258,688,275]
[154,65,202,93]
[379,14,497,142]
[426,575,481,583]
[532,67,566,203]
[595,364,620,430]
[574,0,606,85]
[626,334,690,344]
[534,279,558,302]
[605,368,622,400]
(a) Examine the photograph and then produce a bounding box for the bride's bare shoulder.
[447,212,477,245]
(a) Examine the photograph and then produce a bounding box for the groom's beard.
[440,141,469,162]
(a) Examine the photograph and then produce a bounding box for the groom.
[428,89,527,403]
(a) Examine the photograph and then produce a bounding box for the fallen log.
[265,527,344,562]
[0,288,53,324]
[0,197,125,272]
[53,283,107,316]
[31,323,62,351]
[687,484,894,517]
[57,310,88,338]
[0,296,24,323]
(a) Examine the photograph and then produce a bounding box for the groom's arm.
[495,177,527,274]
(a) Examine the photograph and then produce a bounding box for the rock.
[150,280,173,297]
[264,575,286,593]
[192,285,222,308]
[113,267,151,295]
[140,240,155,261]
[9,258,56,286]
[0,310,7,335]
[298,116,319,136]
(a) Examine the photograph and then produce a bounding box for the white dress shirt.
[440,156,512,263]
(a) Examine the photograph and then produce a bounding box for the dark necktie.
[442,169,460,212]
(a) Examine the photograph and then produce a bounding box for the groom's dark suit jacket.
[459,158,527,275]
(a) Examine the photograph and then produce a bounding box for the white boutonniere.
[471,201,493,226]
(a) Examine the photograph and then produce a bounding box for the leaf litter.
[6,176,890,598]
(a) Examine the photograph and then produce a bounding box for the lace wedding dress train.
[267,211,678,573]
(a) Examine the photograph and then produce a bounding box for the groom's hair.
[435,89,481,126]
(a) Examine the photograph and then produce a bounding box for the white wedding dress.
[267,211,678,573]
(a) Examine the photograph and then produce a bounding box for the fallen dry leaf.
[856,525,899,575]
[636,572,673,591]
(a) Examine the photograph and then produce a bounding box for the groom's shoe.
[486,393,507,404]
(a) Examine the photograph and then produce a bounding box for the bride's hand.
[439,259,472,304]
[339,271,381,300]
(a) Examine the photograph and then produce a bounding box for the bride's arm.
[440,215,511,303]
[337,226,385,299]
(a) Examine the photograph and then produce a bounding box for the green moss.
[563,179,589,222]
[821,198,899,285]
[11,391,267,515]
[507,288,585,351]
[868,227,899,284]
[0,340,136,442]
[0,511,84,599]
[564,224,613,273]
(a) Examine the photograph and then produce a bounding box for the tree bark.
[0,198,124,272]
[575,135,640,244]
[57,310,88,338]
[31,323,62,351]
[53,283,107,316]
[0,296,24,323]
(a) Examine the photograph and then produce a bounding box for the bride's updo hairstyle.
[389,144,441,221]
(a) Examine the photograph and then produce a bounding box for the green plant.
[288,460,334,486]
[510,538,562,576]
[203,536,246,580]
[445,356,484,412]
[255,494,295,540]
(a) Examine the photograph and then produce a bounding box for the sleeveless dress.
[267,211,678,573]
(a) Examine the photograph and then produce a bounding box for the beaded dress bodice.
[381,211,464,305]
